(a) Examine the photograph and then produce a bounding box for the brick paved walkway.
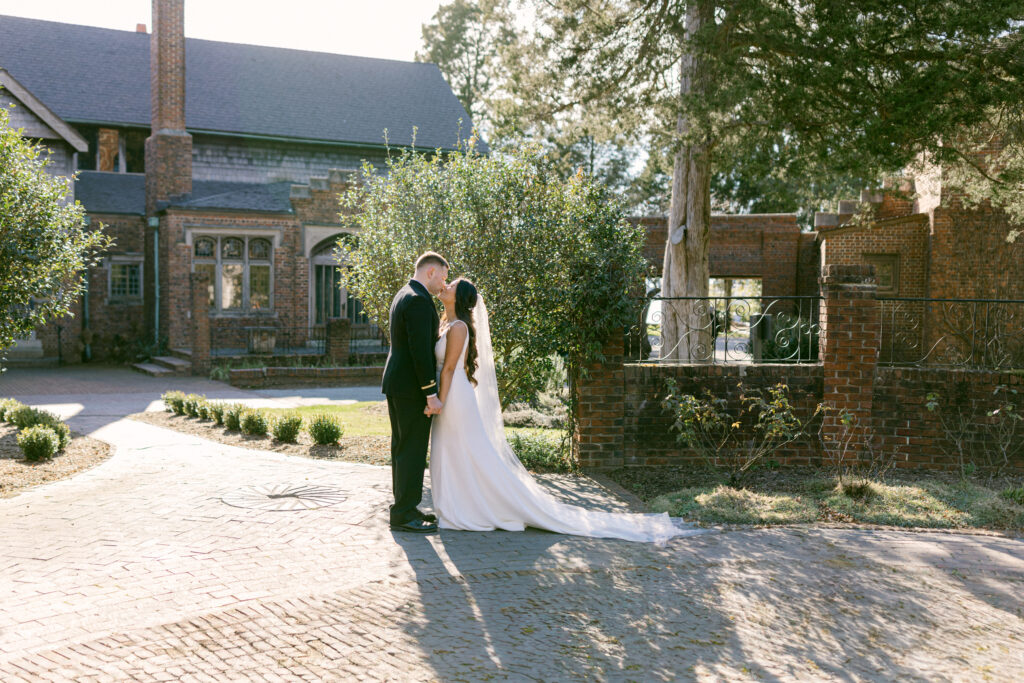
[1,368,1023,681]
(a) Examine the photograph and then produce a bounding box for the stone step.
[152,355,192,374]
[169,347,193,361]
[131,362,174,378]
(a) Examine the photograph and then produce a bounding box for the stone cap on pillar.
[820,263,877,286]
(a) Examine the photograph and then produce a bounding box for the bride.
[428,277,703,545]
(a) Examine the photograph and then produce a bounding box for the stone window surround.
[106,254,144,304]
[306,228,357,328]
[863,253,900,295]
[187,228,277,317]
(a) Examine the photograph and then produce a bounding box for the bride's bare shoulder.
[446,319,468,338]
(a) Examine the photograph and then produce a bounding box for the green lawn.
[262,402,559,441]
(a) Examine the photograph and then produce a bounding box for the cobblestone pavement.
[1,369,1023,681]
[0,366,382,434]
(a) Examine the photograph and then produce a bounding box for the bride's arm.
[437,323,469,406]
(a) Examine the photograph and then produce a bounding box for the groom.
[382,251,449,533]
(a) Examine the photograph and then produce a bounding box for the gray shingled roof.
[0,15,480,151]
[76,172,294,215]
[75,173,146,215]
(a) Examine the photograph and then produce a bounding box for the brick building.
[634,169,1020,314]
[0,5,476,368]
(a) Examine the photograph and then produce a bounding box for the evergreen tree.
[532,1,1024,357]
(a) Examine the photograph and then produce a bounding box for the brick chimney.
[144,0,191,213]
[136,23,147,33]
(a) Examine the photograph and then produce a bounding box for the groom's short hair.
[415,251,449,271]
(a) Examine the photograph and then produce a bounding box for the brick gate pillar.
[326,318,352,365]
[571,330,625,470]
[190,272,211,376]
[819,264,880,461]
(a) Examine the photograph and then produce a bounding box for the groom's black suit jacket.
[382,279,440,399]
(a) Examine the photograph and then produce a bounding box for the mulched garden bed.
[1,424,114,498]
[128,410,391,466]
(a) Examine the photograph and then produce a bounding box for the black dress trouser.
[386,394,432,525]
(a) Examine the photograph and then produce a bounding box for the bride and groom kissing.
[382,251,701,544]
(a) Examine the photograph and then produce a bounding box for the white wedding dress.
[428,299,703,545]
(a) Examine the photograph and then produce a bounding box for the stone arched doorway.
[309,236,387,359]
[310,235,368,327]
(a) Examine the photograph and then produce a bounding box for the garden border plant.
[926,384,1023,478]
[662,379,822,486]
[1,397,74,461]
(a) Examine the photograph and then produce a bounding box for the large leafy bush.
[339,143,649,410]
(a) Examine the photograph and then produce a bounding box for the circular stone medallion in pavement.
[222,484,347,511]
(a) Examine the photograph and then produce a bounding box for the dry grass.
[611,465,1024,531]
[0,424,113,498]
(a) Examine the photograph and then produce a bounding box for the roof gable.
[0,68,87,151]
[0,15,481,151]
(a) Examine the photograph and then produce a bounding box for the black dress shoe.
[390,518,438,534]
[417,512,437,523]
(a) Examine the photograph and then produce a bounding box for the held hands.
[424,395,443,416]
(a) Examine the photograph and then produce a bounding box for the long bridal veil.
[468,296,703,545]
[472,297,536,476]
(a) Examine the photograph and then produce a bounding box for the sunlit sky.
[0,0,446,62]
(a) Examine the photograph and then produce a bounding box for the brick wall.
[571,333,625,470]
[575,261,1024,473]
[290,170,357,225]
[157,210,303,350]
[33,213,147,362]
[819,264,880,460]
[929,197,1024,300]
[636,214,819,297]
[873,367,1024,470]
[818,214,929,298]
[602,360,1023,472]
[622,363,823,467]
[35,309,81,363]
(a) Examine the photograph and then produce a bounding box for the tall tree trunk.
[661,1,713,362]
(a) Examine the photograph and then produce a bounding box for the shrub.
[183,394,204,418]
[308,413,343,445]
[0,398,23,421]
[662,379,820,486]
[1001,487,1024,506]
[7,406,70,450]
[338,143,649,412]
[224,403,246,431]
[6,404,38,428]
[509,431,576,473]
[17,425,60,462]
[161,391,187,415]
[209,402,226,426]
[272,414,303,443]
[839,479,878,503]
[196,400,213,420]
[209,365,230,382]
[240,410,269,436]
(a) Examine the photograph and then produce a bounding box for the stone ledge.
[228,365,383,389]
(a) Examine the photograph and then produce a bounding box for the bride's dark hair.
[442,277,479,386]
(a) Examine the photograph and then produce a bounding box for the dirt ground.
[0,424,114,498]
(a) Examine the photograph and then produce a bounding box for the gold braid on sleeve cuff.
[421,381,437,391]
